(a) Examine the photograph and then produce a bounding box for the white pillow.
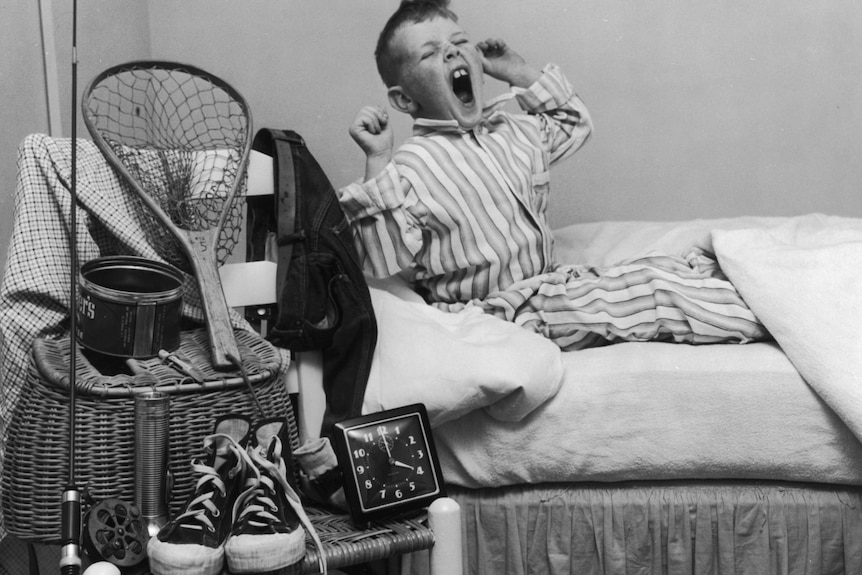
[362,277,564,427]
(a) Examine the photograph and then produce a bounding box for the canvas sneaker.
[224,417,327,575]
[147,414,253,575]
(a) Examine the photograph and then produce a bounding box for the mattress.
[433,340,862,487]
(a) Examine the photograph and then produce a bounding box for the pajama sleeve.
[336,162,423,279]
[511,63,593,165]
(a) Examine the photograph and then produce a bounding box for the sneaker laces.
[171,433,251,534]
[248,435,328,575]
[231,462,278,530]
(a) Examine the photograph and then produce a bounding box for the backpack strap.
[271,131,301,309]
[247,129,304,331]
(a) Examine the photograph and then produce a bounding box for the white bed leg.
[428,497,462,575]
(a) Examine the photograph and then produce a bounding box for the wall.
[1,0,51,274]
[146,0,862,228]
[51,1,153,139]
[0,0,152,282]
[4,1,862,279]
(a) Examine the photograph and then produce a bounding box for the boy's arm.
[348,105,394,181]
[478,40,592,163]
[338,163,422,280]
[340,109,422,279]
[477,38,541,88]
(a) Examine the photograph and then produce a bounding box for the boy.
[338,0,765,350]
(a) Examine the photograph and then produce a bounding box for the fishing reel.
[83,498,149,575]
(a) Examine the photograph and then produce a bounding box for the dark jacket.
[247,128,377,438]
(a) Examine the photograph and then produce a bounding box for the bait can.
[77,256,183,358]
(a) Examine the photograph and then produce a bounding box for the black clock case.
[332,403,447,524]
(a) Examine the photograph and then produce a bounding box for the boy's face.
[389,16,484,129]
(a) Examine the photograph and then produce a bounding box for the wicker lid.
[34,328,284,398]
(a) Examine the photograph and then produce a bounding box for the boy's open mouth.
[451,68,474,105]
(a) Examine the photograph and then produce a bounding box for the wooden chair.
[219,150,463,575]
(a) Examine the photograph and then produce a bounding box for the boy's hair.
[375,0,459,87]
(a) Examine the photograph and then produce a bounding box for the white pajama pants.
[469,250,767,351]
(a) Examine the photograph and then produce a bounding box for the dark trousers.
[248,129,377,439]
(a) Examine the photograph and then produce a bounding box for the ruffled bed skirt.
[407,481,862,575]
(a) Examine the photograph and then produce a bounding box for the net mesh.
[83,62,250,269]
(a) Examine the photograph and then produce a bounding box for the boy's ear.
[387,86,418,115]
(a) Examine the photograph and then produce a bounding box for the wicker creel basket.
[1,327,291,543]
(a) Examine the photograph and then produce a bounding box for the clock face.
[334,404,445,522]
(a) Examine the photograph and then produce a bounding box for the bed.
[290,189,862,572]
[348,215,862,574]
[3,134,862,574]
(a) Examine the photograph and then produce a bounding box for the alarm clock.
[332,403,446,524]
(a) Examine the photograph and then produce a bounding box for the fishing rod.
[60,0,83,573]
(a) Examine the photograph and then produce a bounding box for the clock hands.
[379,429,415,472]
[380,432,393,459]
[379,432,397,468]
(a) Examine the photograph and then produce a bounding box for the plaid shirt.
[0,134,255,538]
[338,64,592,307]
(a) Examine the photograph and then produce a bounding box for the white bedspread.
[434,341,862,487]
[554,213,862,447]
[712,215,862,443]
[362,276,563,427]
[428,214,862,486]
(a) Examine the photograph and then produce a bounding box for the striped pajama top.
[338,64,593,306]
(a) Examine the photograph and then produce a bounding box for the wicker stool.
[299,502,434,573]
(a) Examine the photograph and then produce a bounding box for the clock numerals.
[375,480,418,501]
[334,404,447,522]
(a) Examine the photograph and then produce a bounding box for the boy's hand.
[477,39,541,88]
[349,105,394,160]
